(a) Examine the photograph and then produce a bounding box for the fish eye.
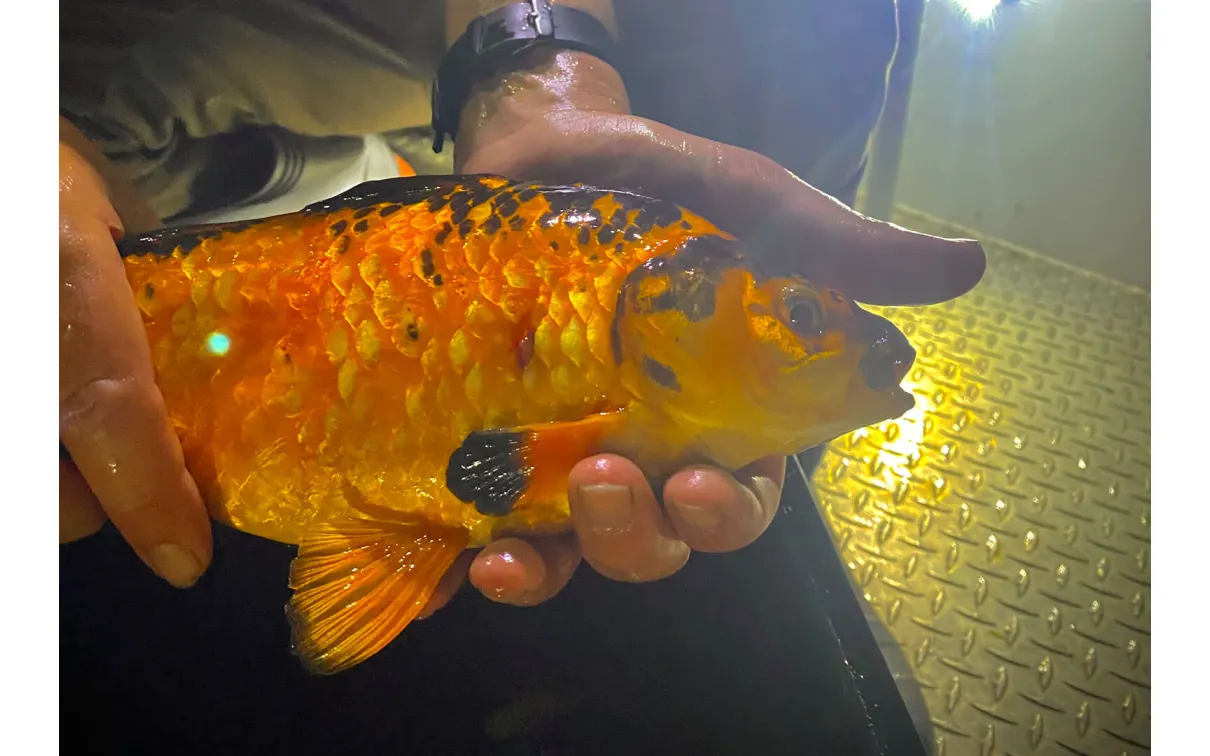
[786,297,824,337]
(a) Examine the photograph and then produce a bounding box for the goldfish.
[107,174,915,675]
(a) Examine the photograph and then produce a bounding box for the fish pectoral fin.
[286,518,469,675]
[445,410,628,518]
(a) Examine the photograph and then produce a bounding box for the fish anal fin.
[287,518,468,675]
[446,410,627,517]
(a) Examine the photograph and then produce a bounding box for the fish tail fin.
[286,518,469,675]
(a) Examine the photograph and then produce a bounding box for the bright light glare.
[954,0,1002,22]
[206,331,231,356]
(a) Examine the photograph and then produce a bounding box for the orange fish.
[112,175,915,674]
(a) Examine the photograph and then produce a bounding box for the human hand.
[416,50,986,615]
[59,120,213,588]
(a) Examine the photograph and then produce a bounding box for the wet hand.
[59,123,213,587]
[420,50,986,613]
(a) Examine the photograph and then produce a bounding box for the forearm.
[59,115,161,235]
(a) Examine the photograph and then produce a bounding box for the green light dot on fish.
[206,332,231,356]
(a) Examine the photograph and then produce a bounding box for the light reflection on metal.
[810,207,1150,754]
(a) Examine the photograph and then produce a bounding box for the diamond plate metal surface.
[811,206,1151,756]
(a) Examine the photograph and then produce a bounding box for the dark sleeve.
[615,0,898,202]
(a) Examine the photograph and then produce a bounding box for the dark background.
[61,449,926,755]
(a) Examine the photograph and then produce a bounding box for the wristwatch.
[430,0,618,153]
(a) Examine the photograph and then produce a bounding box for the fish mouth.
[857,311,916,392]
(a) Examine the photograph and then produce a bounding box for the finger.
[472,116,985,306]
[60,153,212,588]
[663,456,785,554]
[567,454,690,583]
[60,456,107,544]
[416,549,476,619]
[468,534,582,607]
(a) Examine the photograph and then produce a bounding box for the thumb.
[474,113,986,306]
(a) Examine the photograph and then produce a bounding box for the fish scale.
[121,176,721,548]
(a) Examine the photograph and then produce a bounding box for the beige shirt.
[61,0,898,223]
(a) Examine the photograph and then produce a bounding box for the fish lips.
[857,311,916,392]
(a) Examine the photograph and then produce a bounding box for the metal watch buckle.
[526,0,554,37]
[431,0,559,153]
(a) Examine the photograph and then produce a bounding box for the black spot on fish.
[673,234,752,274]
[643,356,681,391]
[545,191,577,215]
[449,191,473,225]
[550,241,560,251]
[354,207,375,220]
[483,215,502,235]
[577,226,591,246]
[652,204,683,228]
[624,226,642,243]
[353,219,369,234]
[427,192,452,214]
[608,208,627,229]
[433,274,444,286]
[458,219,474,238]
[539,211,560,228]
[379,203,403,217]
[434,224,452,245]
[516,187,539,204]
[508,215,525,231]
[329,220,348,237]
[446,429,529,517]
[421,249,435,278]
[143,283,155,299]
[569,195,600,216]
[406,323,420,340]
[610,191,648,212]
[466,180,496,208]
[495,195,519,218]
[680,220,693,230]
[631,208,654,234]
[331,235,351,255]
[615,242,625,254]
[597,227,617,246]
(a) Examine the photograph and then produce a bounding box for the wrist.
[454,48,630,162]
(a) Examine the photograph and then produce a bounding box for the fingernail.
[151,544,202,588]
[673,501,723,531]
[577,484,633,534]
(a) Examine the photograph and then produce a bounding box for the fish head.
[614,235,915,463]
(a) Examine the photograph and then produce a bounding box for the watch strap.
[431,1,617,153]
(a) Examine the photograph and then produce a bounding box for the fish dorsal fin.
[286,518,468,675]
[115,218,264,259]
[300,174,515,214]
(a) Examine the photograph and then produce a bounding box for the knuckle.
[59,376,154,443]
